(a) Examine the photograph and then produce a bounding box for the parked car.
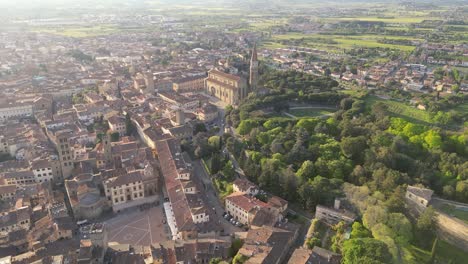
[236,222,243,227]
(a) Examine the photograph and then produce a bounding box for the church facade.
[204,45,258,106]
[205,69,248,105]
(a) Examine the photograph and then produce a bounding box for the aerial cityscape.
[0,0,466,263]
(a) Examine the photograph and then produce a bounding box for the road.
[191,156,242,234]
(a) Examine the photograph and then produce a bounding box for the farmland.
[33,25,119,38]
[268,33,419,52]
[364,95,434,125]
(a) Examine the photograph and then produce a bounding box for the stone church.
[204,45,258,105]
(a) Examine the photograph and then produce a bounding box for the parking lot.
[105,205,170,246]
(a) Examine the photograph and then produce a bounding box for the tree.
[210,153,223,174]
[279,167,299,201]
[331,221,346,253]
[222,160,235,180]
[110,132,120,142]
[237,120,258,135]
[350,222,371,239]
[340,98,355,110]
[229,238,244,258]
[193,122,207,135]
[341,136,367,164]
[296,118,320,134]
[384,186,406,213]
[297,160,315,182]
[455,180,468,203]
[341,238,392,264]
[306,237,321,249]
[363,205,388,230]
[386,213,412,243]
[208,136,221,150]
[209,258,222,264]
[415,206,436,248]
[232,254,248,264]
[125,113,135,136]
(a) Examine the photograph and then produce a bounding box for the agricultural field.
[321,16,434,24]
[364,95,434,125]
[267,33,419,52]
[32,25,119,38]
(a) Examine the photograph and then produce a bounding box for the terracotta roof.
[0,184,16,195]
[105,171,143,188]
[233,178,257,192]
[287,248,313,264]
[208,69,241,81]
[226,192,269,213]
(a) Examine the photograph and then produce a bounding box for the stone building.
[315,199,356,225]
[205,69,248,105]
[65,173,108,220]
[250,43,259,91]
[55,130,75,179]
[406,185,433,210]
[173,76,205,93]
[107,115,127,137]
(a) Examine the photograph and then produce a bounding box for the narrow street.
[190,155,242,234]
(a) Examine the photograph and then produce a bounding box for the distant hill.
[0,0,463,11]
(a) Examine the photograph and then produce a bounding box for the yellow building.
[173,76,205,93]
[205,69,248,105]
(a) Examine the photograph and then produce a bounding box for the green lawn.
[261,41,286,49]
[364,95,434,125]
[435,240,468,264]
[287,108,335,118]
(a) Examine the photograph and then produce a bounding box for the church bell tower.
[249,43,259,92]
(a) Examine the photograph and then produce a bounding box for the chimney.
[334,198,341,210]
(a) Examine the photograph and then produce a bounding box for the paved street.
[191,156,242,234]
